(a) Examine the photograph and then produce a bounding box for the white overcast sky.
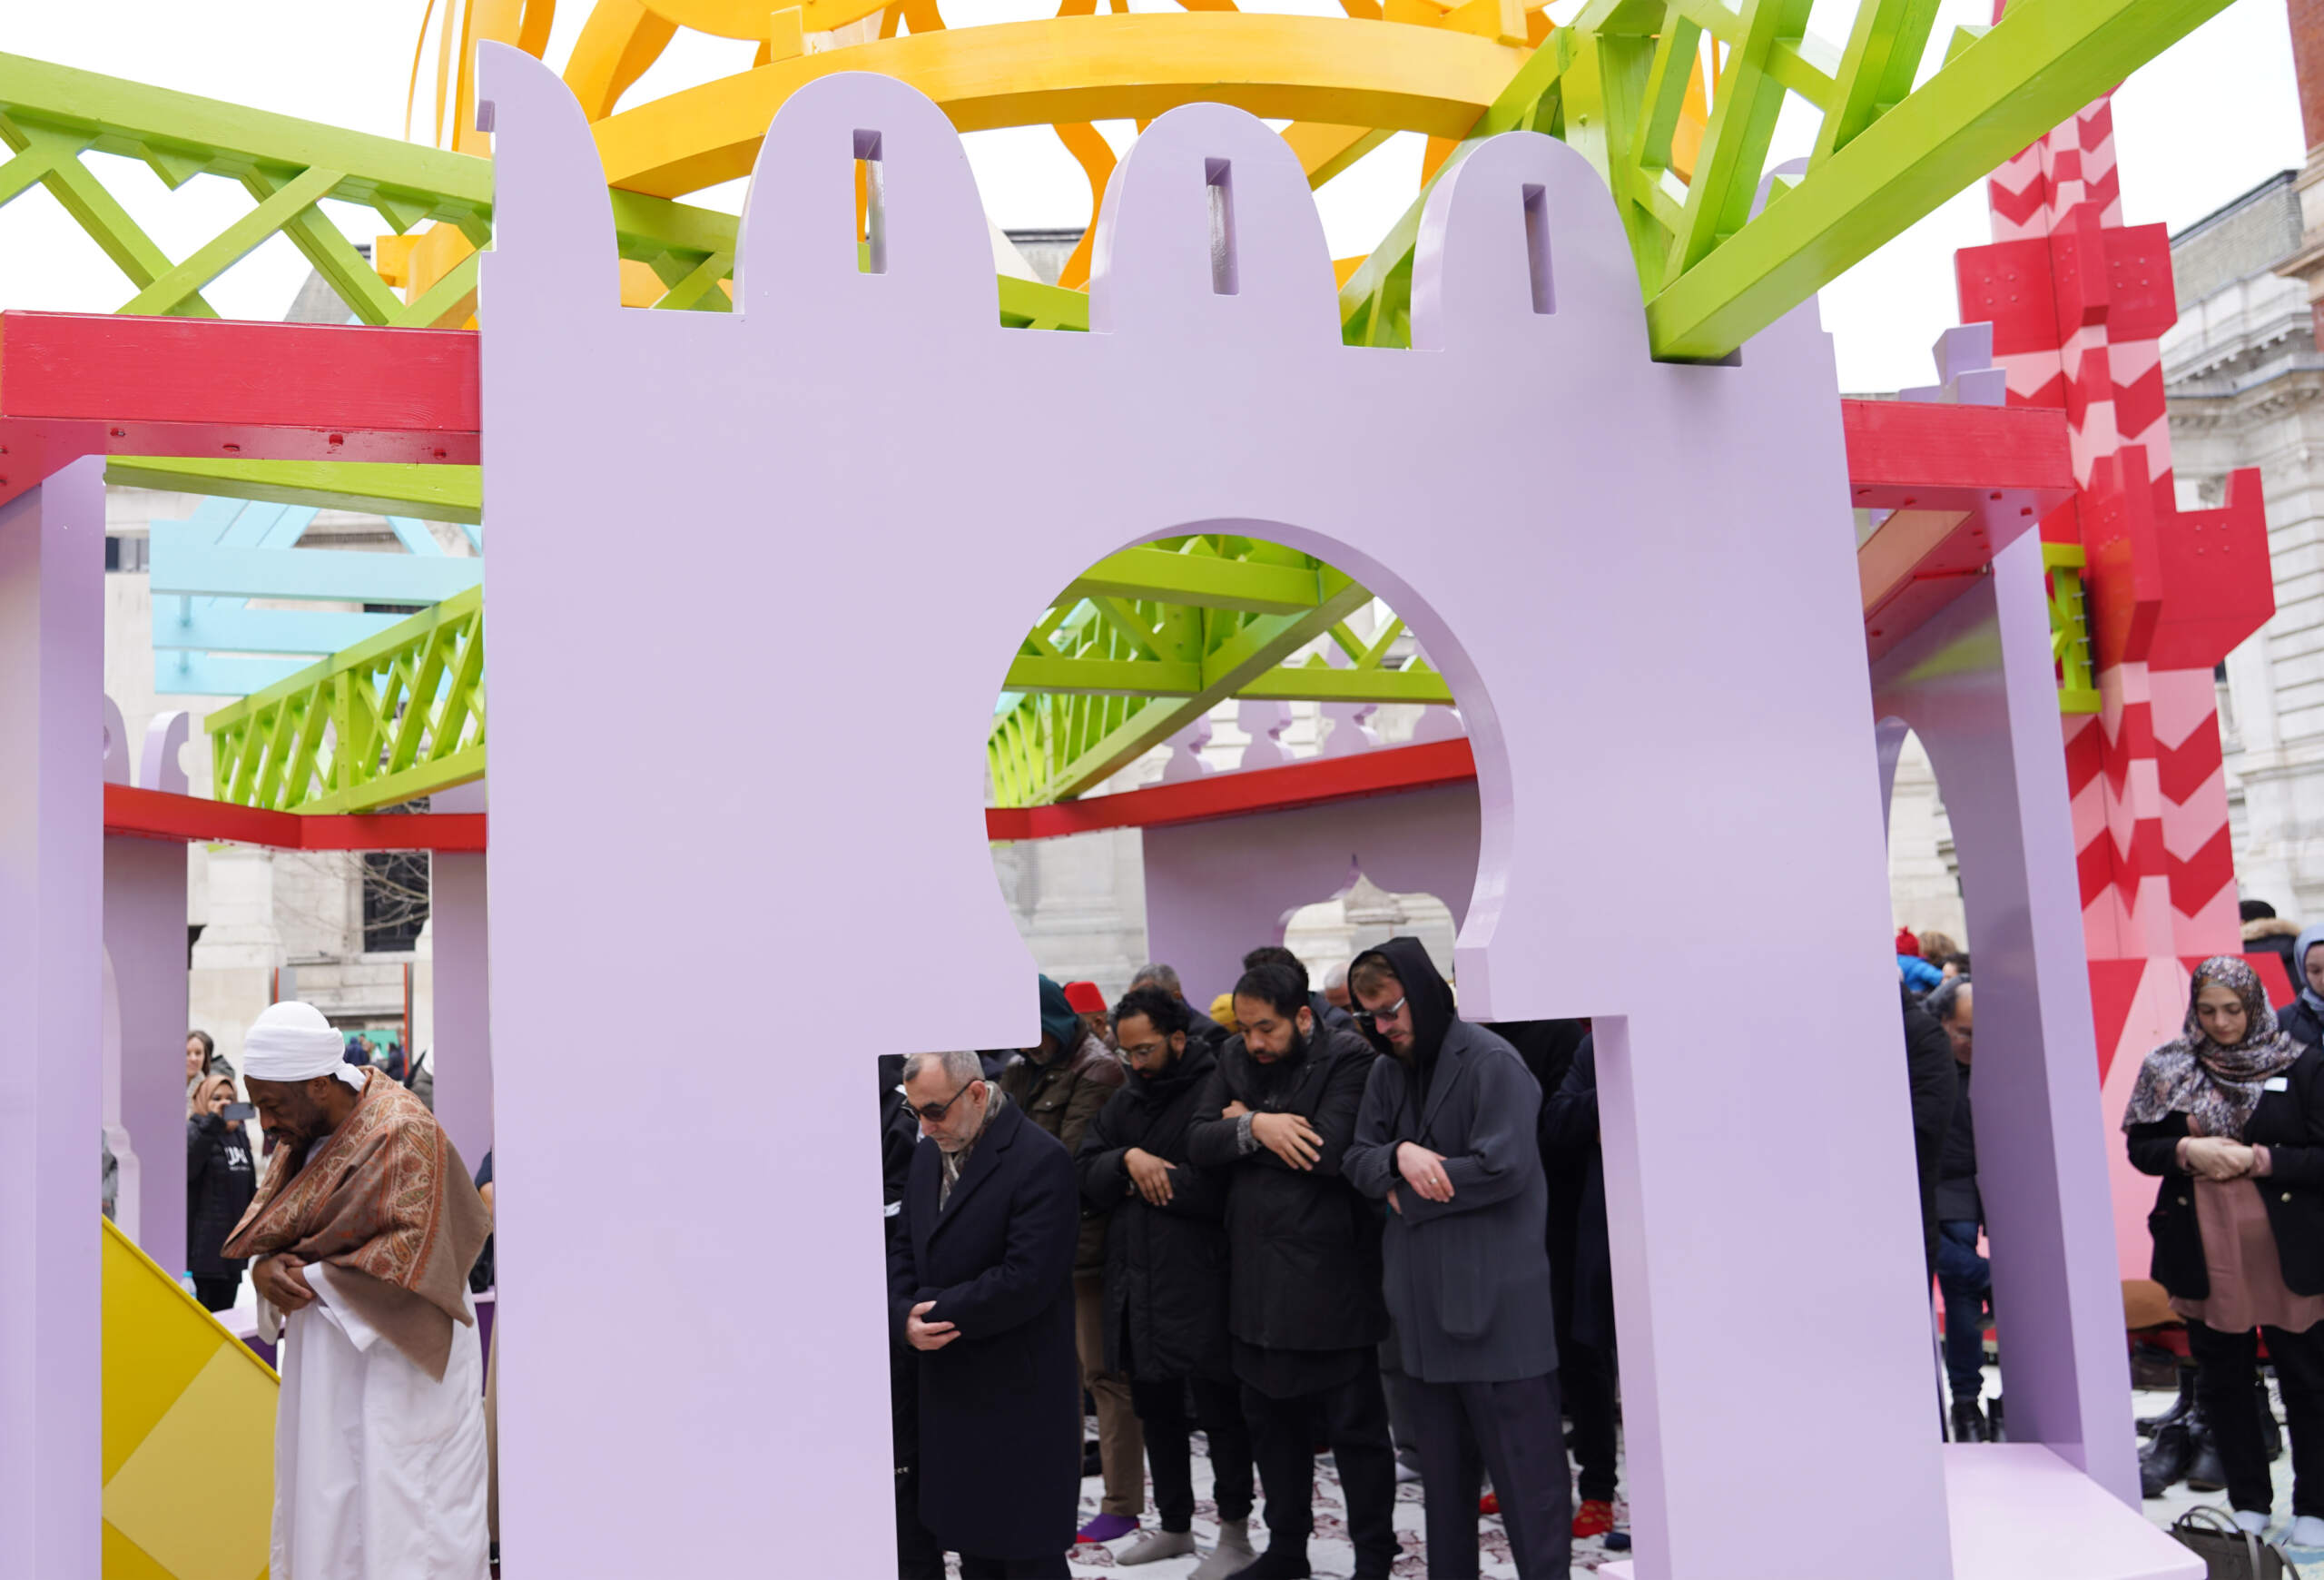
[0,0,2301,390]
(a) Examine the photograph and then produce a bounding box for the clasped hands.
[2181,1135,2269,1180]
[253,1252,317,1312]
[1221,1101,1323,1171]
[1387,1141,1454,1216]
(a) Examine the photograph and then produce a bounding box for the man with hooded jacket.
[1187,961,1397,1580]
[1343,938,1569,1580]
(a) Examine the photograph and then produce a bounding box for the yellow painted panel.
[101,1520,181,1580]
[102,1224,227,1483]
[592,13,1531,196]
[103,1344,276,1580]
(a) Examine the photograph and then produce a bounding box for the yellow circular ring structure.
[592,13,1531,197]
[415,0,1701,300]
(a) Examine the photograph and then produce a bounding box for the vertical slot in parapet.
[1206,158,1238,297]
[1521,183,1553,316]
[855,129,886,275]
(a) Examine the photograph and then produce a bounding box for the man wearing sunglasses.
[888,1047,1081,1578]
[1344,938,1568,1580]
[1187,961,1397,1580]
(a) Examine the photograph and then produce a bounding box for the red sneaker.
[1573,1499,1616,1539]
[1479,1491,1500,1516]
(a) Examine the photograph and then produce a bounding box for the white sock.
[2234,1509,2272,1535]
[2287,1514,2324,1547]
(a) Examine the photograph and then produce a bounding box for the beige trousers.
[1074,1274,1146,1517]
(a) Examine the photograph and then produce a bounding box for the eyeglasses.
[1118,1039,1170,1062]
[911,1079,983,1123]
[1354,995,1408,1030]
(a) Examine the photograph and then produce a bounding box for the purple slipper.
[1076,1513,1138,1545]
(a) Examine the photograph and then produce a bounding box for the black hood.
[1354,935,1458,1067]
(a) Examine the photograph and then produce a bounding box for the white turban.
[242,1001,363,1088]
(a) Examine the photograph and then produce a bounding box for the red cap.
[1063,981,1108,1016]
[1895,928,1920,957]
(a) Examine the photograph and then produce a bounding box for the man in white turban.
[224,1001,493,1579]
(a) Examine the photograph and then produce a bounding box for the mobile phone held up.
[223,1102,256,1122]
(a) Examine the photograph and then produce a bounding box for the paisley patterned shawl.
[2123,955,2302,1141]
[222,1069,490,1380]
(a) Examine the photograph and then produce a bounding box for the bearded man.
[223,1000,493,1580]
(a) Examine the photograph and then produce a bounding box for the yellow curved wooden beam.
[566,0,680,118]
[591,12,1531,197]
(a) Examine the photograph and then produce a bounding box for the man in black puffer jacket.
[1187,963,1394,1580]
[1078,986,1256,1577]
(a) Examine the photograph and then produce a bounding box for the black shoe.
[2186,1410,2229,1493]
[2260,1378,2284,1462]
[1228,1544,1312,1579]
[1081,1439,1103,1478]
[2139,1368,2199,1437]
[1988,1395,2005,1443]
[2142,1418,2193,1497]
[1950,1398,1990,1443]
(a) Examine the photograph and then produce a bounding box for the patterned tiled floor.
[1050,1423,1626,1578]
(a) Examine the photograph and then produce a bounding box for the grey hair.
[1129,963,1183,994]
[1323,962,1348,990]
[901,1050,984,1086]
[1925,976,1970,1023]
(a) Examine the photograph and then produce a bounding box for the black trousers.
[1242,1358,1400,1576]
[2189,1319,2324,1518]
[959,1555,1069,1578]
[1560,1342,1617,1505]
[890,1344,946,1580]
[1132,1374,1256,1531]
[192,1275,241,1312]
[1410,1373,1571,1580]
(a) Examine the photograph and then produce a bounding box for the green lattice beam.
[1339,0,2238,360]
[0,51,1095,334]
[206,586,486,815]
[985,538,1447,807]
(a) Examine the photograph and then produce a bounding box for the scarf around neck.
[222,1069,490,1380]
[2123,955,2301,1141]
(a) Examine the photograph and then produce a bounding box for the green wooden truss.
[990,538,1454,808]
[204,586,485,815]
[1340,0,2238,359]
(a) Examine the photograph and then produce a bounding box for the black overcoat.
[887,1099,1079,1560]
[1540,1034,1615,1355]
[1077,1043,1232,1381]
[2127,1042,2324,1299]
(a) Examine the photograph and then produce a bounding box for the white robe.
[269,1261,491,1579]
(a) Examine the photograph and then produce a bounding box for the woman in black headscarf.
[2127,956,2324,1544]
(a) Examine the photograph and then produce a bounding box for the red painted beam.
[103,784,486,852]
[0,311,478,511]
[0,311,2074,657]
[1841,398,2073,499]
[984,737,1477,842]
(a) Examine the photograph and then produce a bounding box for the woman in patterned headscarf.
[2127,956,2324,1544]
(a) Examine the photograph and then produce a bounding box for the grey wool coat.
[1344,948,1557,1384]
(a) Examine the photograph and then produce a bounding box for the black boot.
[1988,1395,2005,1443]
[2142,1417,2194,1498]
[2139,1368,2199,1437]
[2260,1377,2284,1463]
[1950,1397,1990,1443]
[2186,1407,2229,1493]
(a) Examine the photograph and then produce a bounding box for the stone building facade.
[2166,172,2324,920]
